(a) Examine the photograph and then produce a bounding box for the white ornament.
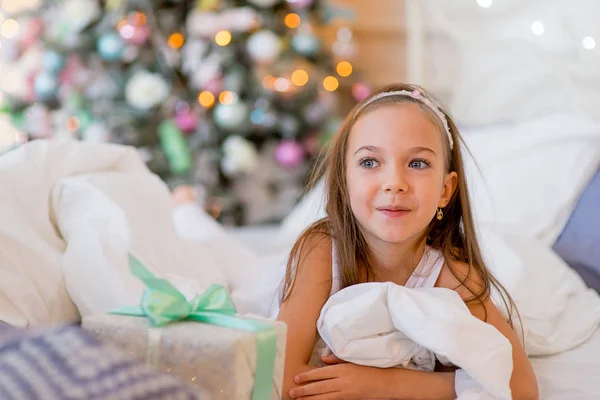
[85,71,120,100]
[222,7,259,31]
[220,135,259,177]
[187,7,259,37]
[18,44,44,75]
[213,101,249,130]
[189,53,221,89]
[182,40,209,74]
[248,0,280,7]
[23,104,51,138]
[125,71,170,110]
[1,64,29,99]
[247,30,282,63]
[187,11,222,37]
[292,31,320,56]
[61,0,101,33]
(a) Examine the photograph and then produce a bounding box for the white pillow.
[463,114,600,244]
[479,225,600,355]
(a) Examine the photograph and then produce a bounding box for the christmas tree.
[0,0,371,225]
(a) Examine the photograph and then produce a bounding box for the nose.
[381,170,408,193]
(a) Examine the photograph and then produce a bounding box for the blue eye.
[409,159,431,169]
[359,157,379,169]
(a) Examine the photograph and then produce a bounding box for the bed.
[224,1,600,398]
[531,327,600,399]
[407,1,600,397]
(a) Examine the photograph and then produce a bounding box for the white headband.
[356,89,454,150]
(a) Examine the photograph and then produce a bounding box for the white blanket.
[0,139,228,326]
[317,283,513,399]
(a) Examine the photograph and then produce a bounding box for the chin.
[357,215,423,245]
[372,228,414,245]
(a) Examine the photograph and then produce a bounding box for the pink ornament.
[352,82,371,102]
[20,18,44,50]
[275,140,305,168]
[175,111,199,133]
[24,73,37,103]
[130,25,151,45]
[205,78,223,95]
[59,56,85,86]
[119,23,150,46]
[175,101,191,114]
[287,0,313,10]
[303,134,320,156]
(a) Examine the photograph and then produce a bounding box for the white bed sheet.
[531,327,600,399]
[228,226,600,399]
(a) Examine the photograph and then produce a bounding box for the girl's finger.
[297,392,342,400]
[321,354,346,364]
[289,379,338,398]
[295,365,340,384]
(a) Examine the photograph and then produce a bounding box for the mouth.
[376,206,411,217]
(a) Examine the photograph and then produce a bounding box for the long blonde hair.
[281,83,517,325]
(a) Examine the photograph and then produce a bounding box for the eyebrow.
[353,145,436,156]
[353,145,379,155]
[411,146,437,155]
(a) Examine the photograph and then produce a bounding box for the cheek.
[414,176,445,209]
[346,169,377,207]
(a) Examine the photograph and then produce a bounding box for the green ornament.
[67,93,85,109]
[76,109,94,131]
[158,120,193,175]
[105,0,124,11]
[11,112,26,131]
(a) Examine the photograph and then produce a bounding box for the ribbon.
[110,254,277,400]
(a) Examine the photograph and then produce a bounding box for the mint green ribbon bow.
[110,254,277,400]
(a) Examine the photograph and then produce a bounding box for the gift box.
[82,314,286,399]
[1,324,204,399]
[82,254,286,400]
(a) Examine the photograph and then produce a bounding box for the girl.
[277,83,539,400]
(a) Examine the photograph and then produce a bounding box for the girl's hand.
[289,363,386,400]
[321,354,347,365]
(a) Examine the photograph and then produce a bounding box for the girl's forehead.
[348,103,444,150]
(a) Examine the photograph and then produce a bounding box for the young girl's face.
[346,102,457,246]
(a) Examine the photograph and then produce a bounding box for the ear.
[439,171,458,208]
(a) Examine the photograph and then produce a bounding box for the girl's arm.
[276,234,333,400]
[436,260,539,400]
[292,361,457,399]
[291,261,539,400]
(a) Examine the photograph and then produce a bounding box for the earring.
[436,208,444,220]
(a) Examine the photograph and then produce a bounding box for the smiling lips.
[376,205,410,217]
